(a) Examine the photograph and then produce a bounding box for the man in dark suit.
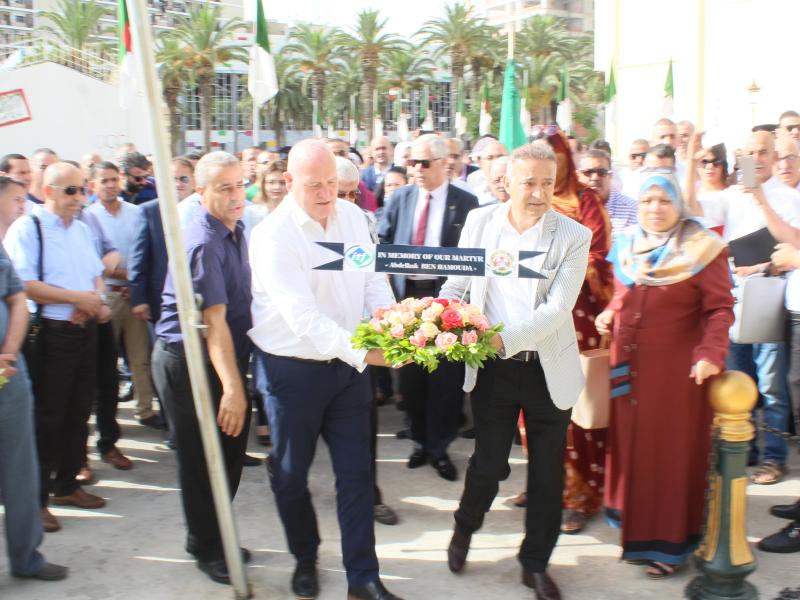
[378,134,478,481]
[361,136,393,192]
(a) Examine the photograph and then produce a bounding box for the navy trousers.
[262,352,378,586]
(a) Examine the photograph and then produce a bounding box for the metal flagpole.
[125,1,251,598]
[253,101,260,147]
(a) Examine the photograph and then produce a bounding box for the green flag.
[605,64,616,103]
[248,0,278,105]
[555,64,572,133]
[479,78,492,136]
[117,0,136,108]
[454,80,466,136]
[499,59,526,151]
[662,59,674,116]
[557,64,569,103]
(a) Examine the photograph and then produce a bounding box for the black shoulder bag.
[22,214,45,382]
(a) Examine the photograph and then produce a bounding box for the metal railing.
[0,37,117,83]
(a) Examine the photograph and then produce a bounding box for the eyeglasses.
[407,158,440,169]
[50,185,87,196]
[129,174,148,182]
[701,159,724,167]
[174,175,190,184]
[337,189,361,201]
[482,154,506,161]
[786,124,800,132]
[580,168,609,177]
[630,152,647,161]
[530,124,559,139]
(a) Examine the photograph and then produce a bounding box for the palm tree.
[340,10,404,139]
[381,46,434,127]
[39,0,112,68]
[284,23,345,132]
[156,33,194,155]
[170,4,247,151]
[327,56,362,129]
[468,34,503,98]
[416,3,490,112]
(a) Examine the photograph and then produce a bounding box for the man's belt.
[264,352,339,365]
[509,350,539,363]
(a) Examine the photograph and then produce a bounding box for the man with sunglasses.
[119,152,157,206]
[379,134,479,482]
[621,139,649,199]
[578,150,637,237]
[779,110,800,143]
[4,162,111,531]
[327,139,378,212]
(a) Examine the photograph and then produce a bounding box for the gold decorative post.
[686,371,758,600]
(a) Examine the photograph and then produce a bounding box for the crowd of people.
[0,111,799,599]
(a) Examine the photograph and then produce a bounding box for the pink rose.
[461,330,478,345]
[369,317,385,332]
[400,311,417,326]
[435,332,458,351]
[440,308,464,330]
[390,323,405,339]
[433,298,450,308]
[409,330,428,348]
[420,307,439,322]
[373,307,387,319]
[470,314,490,332]
[420,296,435,308]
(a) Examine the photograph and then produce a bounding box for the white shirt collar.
[418,180,449,204]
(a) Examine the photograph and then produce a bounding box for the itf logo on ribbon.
[314,243,546,279]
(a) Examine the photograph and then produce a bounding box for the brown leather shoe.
[522,570,561,600]
[101,446,133,470]
[75,466,95,485]
[40,507,61,532]
[447,527,472,573]
[52,488,106,509]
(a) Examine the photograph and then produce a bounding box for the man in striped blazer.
[440,141,591,600]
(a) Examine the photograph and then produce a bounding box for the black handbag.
[22,215,44,381]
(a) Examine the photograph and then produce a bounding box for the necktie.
[413,193,432,246]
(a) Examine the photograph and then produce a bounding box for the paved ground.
[1,401,798,600]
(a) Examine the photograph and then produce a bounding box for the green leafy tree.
[170,3,247,151]
[156,33,195,154]
[381,45,434,125]
[327,56,362,129]
[284,23,345,130]
[40,0,112,51]
[417,3,490,116]
[340,9,404,139]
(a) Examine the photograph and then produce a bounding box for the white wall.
[595,0,800,163]
[0,61,153,160]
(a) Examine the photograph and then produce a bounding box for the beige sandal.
[750,461,787,485]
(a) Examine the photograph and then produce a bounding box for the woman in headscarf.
[596,171,734,578]
[517,129,614,534]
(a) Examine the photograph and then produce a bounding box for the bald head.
[42,162,85,223]
[43,161,81,187]
[775,135,800,188]
[370,136,392,169]
[286,139,338,226]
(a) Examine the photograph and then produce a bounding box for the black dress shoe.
[758,521,800,553]
[12,562,69,581]
[407,449,428,469]
[771,499,800,521]
[460,427,476,439]
[292,560,318,599]
[447,527,472,573]
[432,455,457,481]
[522,570,562,600]
[197,557,230,585]
[347,579,403,600]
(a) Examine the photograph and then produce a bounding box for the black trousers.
[787,312,800,432]
[151,339,251,561]
[454,357,572,573]
[94,321,121,454]
[34,319,97,506]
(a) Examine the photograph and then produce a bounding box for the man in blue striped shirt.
[578,149,638,237]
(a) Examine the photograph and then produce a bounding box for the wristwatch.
[100,293,110,306]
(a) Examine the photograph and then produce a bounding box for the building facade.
[469,0,593,32]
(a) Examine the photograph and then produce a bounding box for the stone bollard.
[686,370,759,600]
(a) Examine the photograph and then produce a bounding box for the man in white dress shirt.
[441,141,591,600]
[248,140,403,600]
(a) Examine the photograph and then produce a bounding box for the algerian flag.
[605,63,617,135]
[420,85,434,130]
[555,64,572,134]
[248,0,278,105]
[479,79,492,136]
[117,0,137,109]
[454,80,466,137]
[662,58,674,117]
[499,59,526,151]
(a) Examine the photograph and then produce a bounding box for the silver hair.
[194,151,239,187]
[335,156,360,183]
[510,141,556,164]
[413,134,449,160]
[446,137,464,153]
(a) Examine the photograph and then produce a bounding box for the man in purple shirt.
[152,152,253,586]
